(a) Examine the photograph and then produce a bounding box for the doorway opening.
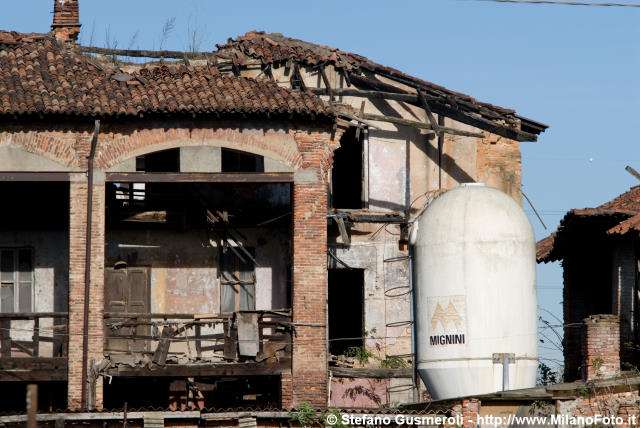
[328,268,364,355]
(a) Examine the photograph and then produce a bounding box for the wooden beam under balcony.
[106,358,291,377]
[0,357,67,381]
[105,172,294,183]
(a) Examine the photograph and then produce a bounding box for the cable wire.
[467,0,640,7]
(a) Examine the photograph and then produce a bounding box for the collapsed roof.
[216,31,548,141]
[537,185,640,263]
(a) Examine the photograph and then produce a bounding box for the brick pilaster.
[582,314,620,381]
[290,130,334,409]
[281,372,293,409]
[68,175,105,409]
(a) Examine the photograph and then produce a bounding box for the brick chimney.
[581,314,620,381]
[51,0,81,42]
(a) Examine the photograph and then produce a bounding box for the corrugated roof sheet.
[0,31,333,118]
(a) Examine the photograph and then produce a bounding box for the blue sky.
[2,0,639,374]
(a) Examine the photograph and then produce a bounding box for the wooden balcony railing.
[0,312,68,381]
[0,312,68,359]
[103,310,292,369]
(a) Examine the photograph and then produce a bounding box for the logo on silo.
[428,296,467,346]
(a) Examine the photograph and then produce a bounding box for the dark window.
[0,249,33,313]
[331,127,363,209]
[220,248,255,312]
[221,149,264,173]
[328,268,364,355]
[136,148,180,172]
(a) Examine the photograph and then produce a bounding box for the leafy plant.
[592,357,605,376]
[529,400,554,416]
[345,346,374,365]
[537,362,560,386]
[380,356,407,369]
[289,402,317,427]
[321,409,347,428]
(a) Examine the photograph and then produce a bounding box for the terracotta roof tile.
[536,185,640,262]
[0,31,333,118]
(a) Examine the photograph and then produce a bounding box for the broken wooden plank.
[335,110,380,129]
[152,326,176,366]
[311,87,416,103]
[0,319,10,357]
[355,100,365,140]
[335,216,351,246]
[223,320,238,361]
[32,318,39,357]
[318,64,333,99]
[361,113,484,138]
[418,90,441,134]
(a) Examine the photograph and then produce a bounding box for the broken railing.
[103,310,292,366]
[0,312,68,358]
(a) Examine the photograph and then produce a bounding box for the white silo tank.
[411,183,537,400]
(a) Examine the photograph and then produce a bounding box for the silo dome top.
[416,183,534,246]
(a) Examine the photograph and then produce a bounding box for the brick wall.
[451,398,480,428]
[476,132,521,203]
[2,119,337,409]
[582,314,620,381]
[290,130,335,409]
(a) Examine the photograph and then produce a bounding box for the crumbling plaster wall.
[330,225,411,361]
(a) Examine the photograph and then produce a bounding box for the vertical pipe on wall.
[437,115,445,190]
[81,120,100,409]
[409,245,418,400]
[362,128,369,209]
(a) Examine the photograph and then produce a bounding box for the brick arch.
[0,131,81,168]
[94,126,308,171]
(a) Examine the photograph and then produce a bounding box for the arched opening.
[103,144,294,407]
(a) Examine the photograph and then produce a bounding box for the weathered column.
[68,172,105,409]
[290,130,333,409]
[582,314,620,381]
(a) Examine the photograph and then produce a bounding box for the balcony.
[0,312,68,381]
[102,310,292,377]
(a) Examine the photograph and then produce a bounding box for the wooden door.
[105,267,150,354]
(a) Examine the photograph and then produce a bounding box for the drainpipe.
[409,243,418,400]
[81,120,100,409]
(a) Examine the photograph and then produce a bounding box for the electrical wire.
[467,0,640,6]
